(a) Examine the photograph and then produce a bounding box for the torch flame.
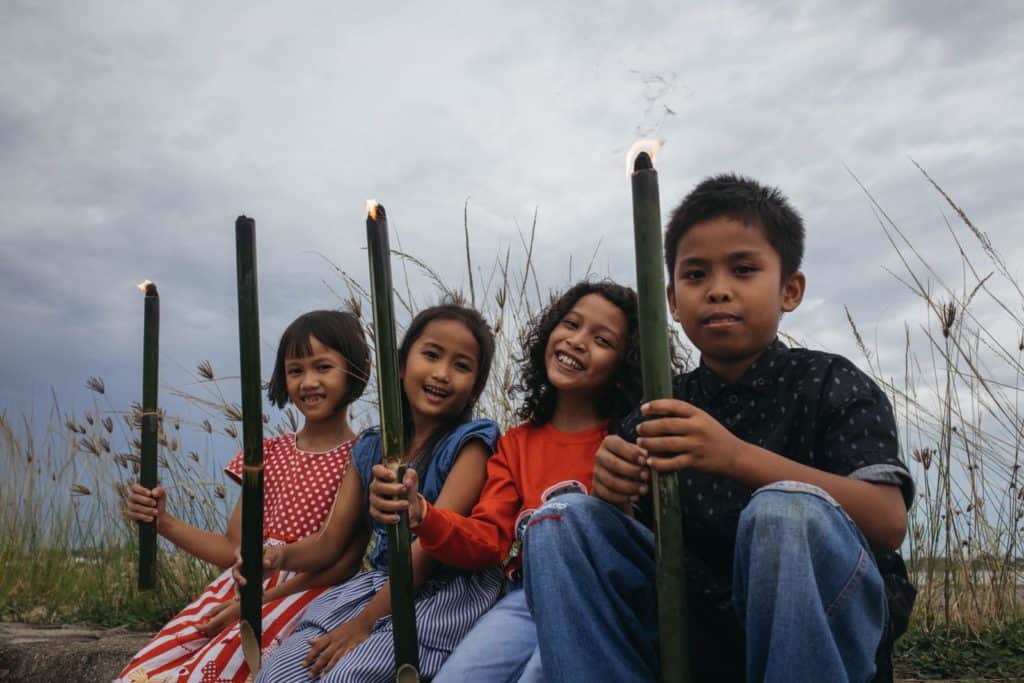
[137,279,155,294]
[366,200,380,221]
[627,139,662,175]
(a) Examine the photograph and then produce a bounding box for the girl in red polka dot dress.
[249,303,503,683]
[118,310,372,683]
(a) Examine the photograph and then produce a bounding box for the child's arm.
[636,399,907,550]
[369,437,520,569]
[199,526,369,637]
[270,471,365,574]
[124,483,241,569]
[303,439,491,677]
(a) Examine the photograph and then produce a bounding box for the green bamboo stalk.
[138,280,159,590]
[235,215,265,671]
[630,146,691,682]
[366,201,420,683]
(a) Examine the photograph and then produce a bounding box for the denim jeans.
[434,585,544,682]
[523,484,887,683]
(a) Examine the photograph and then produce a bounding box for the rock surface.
[0,622,1008,682]
[0,622,151,682]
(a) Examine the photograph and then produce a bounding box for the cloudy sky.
[2,1,1022,445]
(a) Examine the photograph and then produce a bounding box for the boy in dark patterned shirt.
[523,175,915,682]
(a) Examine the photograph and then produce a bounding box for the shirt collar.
[696,338,788,398]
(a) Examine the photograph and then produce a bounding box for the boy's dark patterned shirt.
[620,339,915,679]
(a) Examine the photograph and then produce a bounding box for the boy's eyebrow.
[727,249,764,260]
[677,249,765,264]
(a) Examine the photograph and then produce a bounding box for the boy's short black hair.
[267,310,371,410]
[664,174,805,280]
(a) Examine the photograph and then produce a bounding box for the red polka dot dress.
[117,434,353,683]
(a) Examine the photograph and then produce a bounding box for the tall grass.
[0,175,1020,637]
[846,163,1023,632]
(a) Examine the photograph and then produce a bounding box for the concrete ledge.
[0,622,152,682]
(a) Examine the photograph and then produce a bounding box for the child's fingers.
[596,441,648,479]
[371,496,408,514]
[641,399,698,418]
[601,435,648,465]
[637,435,694,457]
[126,492,157,507]
[592,468,645,504]
[370,464,396,482]
[304,636,329,669]
[636,416,691,438]
[402,469,421,498]
[647,453,695,473]
[370,481,406,499]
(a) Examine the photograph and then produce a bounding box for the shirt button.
[728,395,739,404]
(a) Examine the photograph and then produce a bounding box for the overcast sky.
[2,1,1022,452]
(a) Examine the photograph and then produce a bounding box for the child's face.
[285,335,350,422]
[544,293,628,397]
[667,216,804,381]
[401,318,480,425]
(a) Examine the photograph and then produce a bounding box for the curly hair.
[514,280,643,427]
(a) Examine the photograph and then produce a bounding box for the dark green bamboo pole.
[138,280,159,590]
[235,215,265,671]
[631,147,691,682]
[366,201,420,683]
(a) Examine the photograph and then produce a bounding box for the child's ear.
[665,284,680,323]
[781,271,806,313]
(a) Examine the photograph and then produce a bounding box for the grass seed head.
[85,376,106,394]
[197,360,215,380]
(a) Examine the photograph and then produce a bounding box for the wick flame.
[137,279,155,294]
[627,139,662,175]
[366,199,380,221]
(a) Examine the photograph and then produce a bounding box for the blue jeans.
[523,484,887,683]
[434,585,544,682]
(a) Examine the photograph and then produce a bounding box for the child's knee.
[528,492,594,530]
[739,480,846,544]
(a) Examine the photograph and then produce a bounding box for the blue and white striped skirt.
[255,567,503,682]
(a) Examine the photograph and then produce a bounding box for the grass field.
[1,173,1021,678]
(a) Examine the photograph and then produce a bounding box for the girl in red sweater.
[370,280,645,682]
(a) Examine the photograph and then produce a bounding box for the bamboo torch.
[629,140,691,682]
[234,215,265,673]
[137,280,159,590]
[366,201,420,683]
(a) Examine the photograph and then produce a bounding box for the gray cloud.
[2,1,1022,436]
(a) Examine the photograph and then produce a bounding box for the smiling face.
[284,335,350,423]
[543,293,628,397]
[668,216,805,382]
[401,318,481,426]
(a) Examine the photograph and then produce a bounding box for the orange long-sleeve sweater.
[416,420,608,578]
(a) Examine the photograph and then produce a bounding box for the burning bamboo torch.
[629,140,691,682]
[234,215,265,672]
[137,280,159,590]
[366,200,420,683]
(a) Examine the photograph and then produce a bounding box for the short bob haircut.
[663,173,805,282]
[266,309,371,410]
